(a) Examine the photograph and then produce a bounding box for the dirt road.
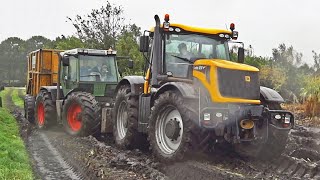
[7,88,320,180]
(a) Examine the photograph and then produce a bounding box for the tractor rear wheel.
[24,94,35,124]
[34,90,57,129]
[62,92,101,136]
[148,91,194,162]
[113,85,143,149]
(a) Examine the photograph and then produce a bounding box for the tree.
[68,2,144,75]
[67,1,126,49]
[0,37,26,84]
[52,36,85,50]
[272,43,302,66]
[116,24,144,75]
[270,44,305,100]
[312,50,320,74]
[25,36,52,51]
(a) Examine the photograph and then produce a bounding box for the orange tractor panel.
[26,49,62,97]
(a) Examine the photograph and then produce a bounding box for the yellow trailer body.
[26,49,62,97]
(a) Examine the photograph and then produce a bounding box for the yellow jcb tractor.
[113,14,294,161]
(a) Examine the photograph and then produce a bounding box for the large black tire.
[24,94,35,124]
[34,90,57,129]
[148,91,195,162]
[256,102,289,160]
[62,92,101,136]
[234,102,289,160]
[113,85,144,149]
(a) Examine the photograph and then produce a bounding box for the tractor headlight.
[215,112,223,118]
[204,113,211,121]
[274,114,281,120]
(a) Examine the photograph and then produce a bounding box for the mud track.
[7,88,320,180]
[8,88,166,180]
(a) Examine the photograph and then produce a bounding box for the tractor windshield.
[165,33,230,78]
[79,55,118,82]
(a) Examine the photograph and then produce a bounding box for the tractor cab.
[140,14,245,81]
[59,48,119,98]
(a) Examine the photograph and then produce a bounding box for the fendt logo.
[245,76,251,82]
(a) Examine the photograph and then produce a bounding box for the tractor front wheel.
[62,92,101,136]
[148,91,195,162]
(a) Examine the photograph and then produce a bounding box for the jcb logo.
[245,76,251,82]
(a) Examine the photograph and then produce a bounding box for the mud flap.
[138,95,151,133]
[101,107,113,133]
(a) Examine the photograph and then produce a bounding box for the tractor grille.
[217,67,260,100]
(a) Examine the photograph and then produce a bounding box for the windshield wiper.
[171,55,193,64]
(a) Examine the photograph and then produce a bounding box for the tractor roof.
[62,48,117,56]
[150,23,232,35]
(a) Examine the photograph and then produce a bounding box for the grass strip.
[11,88,24,108]
[0,88,33,180]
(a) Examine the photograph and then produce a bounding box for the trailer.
[24,49,62,123]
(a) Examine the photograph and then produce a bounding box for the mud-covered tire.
[62,92,101,136]
[235,102,289,160]
[24,94,35,124]
[148,91,195,162]
[34,90,57,129]
[257,102,289,160]
[113,85,144,149]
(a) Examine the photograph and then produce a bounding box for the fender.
[260,86,284,103]
[40,86,63,102]
[115,76,145,96]
[154,82,197,100]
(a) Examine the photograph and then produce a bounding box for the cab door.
[61,56,79,94]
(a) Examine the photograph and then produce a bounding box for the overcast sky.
[1,0,318,64]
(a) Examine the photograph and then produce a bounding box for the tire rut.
[28,130,82,180]
[4,88,91,180]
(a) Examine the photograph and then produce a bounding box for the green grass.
[0,88,9,108]
[0,88,34,180]
[11,88,24,108]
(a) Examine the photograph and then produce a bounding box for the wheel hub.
[75,113,82,121]
[165,118,181,140]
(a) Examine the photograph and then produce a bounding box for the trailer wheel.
[62,92,100,136]
[148,91,194,162]
[24,94,35,124]
[113,85,143,149]
[34,90,57,129]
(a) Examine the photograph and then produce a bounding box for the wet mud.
[7,88,320,180]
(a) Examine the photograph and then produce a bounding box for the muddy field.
[6,88,320,180]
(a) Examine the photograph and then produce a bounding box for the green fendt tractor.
[34,48,130,136]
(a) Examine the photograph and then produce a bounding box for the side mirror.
[128,59,134,69]
[238,47,245,63]
[139,36,149,52]
[62,56,70,66]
